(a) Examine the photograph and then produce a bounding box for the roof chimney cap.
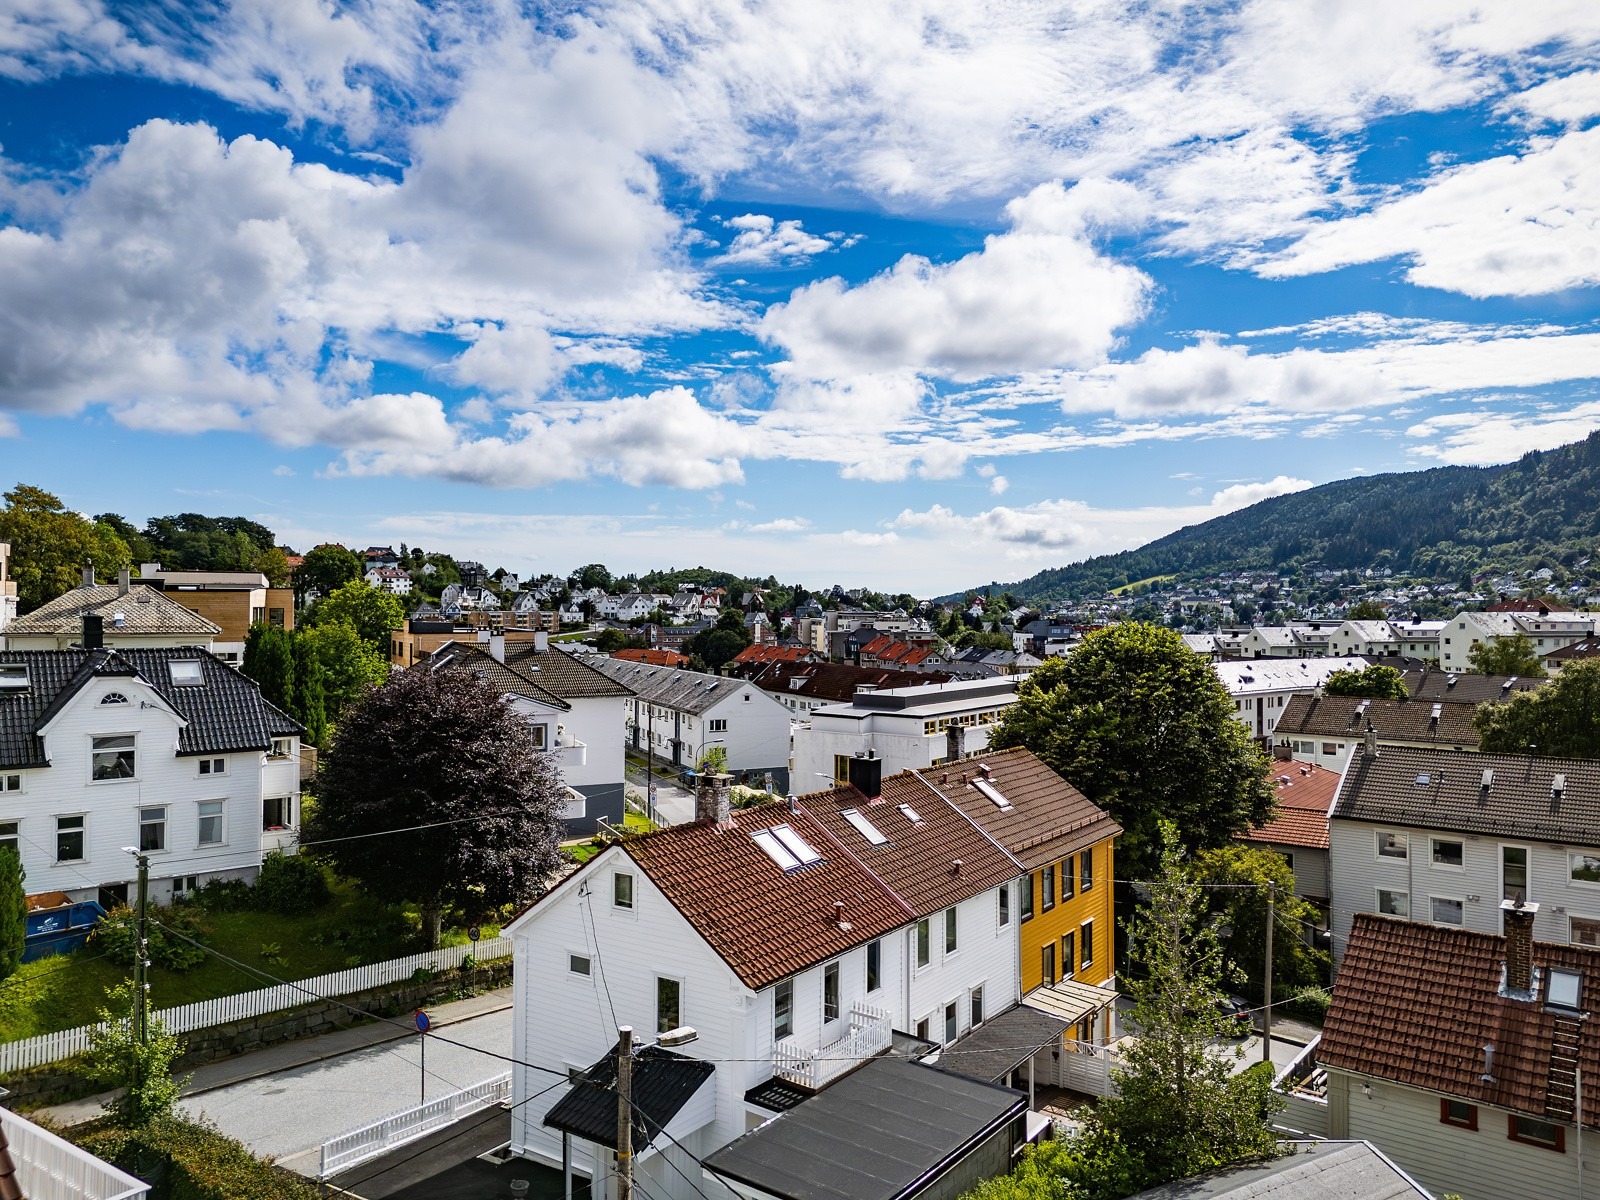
[1500,897,1540,916]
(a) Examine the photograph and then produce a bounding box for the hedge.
[74,1118,321,1200]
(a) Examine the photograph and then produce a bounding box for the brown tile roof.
[729,645,814,666]
[423,642,571,709]
[1276,693,1482,748]
[620,802,912,990]
[1547,636,1600,663]
[1240,762,1338,850]
[1322,913,1600,1129]
[7,583,220,637]
[743,660,954,702]
[1401,667,1542,703]
[502,644,635,698]
[797,774,1020,917]
[1332,746,1600,845]
[932,746,1121,870]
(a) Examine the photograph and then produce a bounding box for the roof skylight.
[971,777,1011,811]
[897,803,923,825]
[771,825,822,865]
[0,665,29,691]
[841,808,888,846]
[752,830,800,871]
[168,661,204,687]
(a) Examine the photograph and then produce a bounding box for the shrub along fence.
[0,936,513,1074]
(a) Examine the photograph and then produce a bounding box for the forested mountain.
[981,431,1600,603]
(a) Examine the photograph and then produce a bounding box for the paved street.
[178,1005,515,1176]
[624,756,695,825]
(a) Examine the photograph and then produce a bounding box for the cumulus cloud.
[741,516,812,533]
[760,180,1152,383]
[1409,401,1600,465]
[714,214,835,266]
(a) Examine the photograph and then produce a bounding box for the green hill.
[977,431,1600,604]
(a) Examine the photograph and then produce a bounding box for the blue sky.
[1,3,1598,595]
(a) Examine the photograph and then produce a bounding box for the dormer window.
[100,692,129,705]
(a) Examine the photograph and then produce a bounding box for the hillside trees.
[0,485,132,610]
[988,624,1275,879]
[306,667,566,947]
[306,579,405,653]
[1475,661,1600,758]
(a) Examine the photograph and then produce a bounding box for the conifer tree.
[0,847,25,983]
[291,633,328,747]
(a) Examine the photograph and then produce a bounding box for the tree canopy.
[1346,599,1388,620]
[1467,632,1547,678]
[306,667,566,947]
[1475,661,1600,758]
[0,847,24,984]
[294,543,363,599]
[301,621,388,715]
[306,579,405,652]
[1322,664,1408,700]
[1191,844,1328,1003]
[988,624,1275,879]
[0,485,132,611]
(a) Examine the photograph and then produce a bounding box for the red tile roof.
[729,645,814,666]
[621,802,913,990]
[613,648,690,667]
[1239,761,1339,850]
[932,747,1121,870]
[1322,913,1600,1129]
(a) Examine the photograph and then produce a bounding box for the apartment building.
[137,563,294,664]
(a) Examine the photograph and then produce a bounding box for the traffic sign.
[414,1009,431,1033]
[467,925,481,942]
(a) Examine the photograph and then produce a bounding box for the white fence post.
[0,936,515,1074]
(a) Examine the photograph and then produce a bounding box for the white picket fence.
[0,936,514,1075]
[319,1071,512,1178]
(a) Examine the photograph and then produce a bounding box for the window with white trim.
[0,822,17,855]
[269,737,293,759]
[1376,830,1408,860]
[56,815,84,862]
[197,801,224,846]
[569,953,592,976]
[1572,853,1600,886]
[91,734,136,781]
[613,871,634,910]
[823,960,840,1023]
[198,758,225,776]
[139,806,167,852]
[1377,889,1409,917]
[0,774,21,794]
[1430,895,1465,925]
[774,978,793,1039]
[708,719,727,732]
[1431,838,1465,869]
[263,796,293,830]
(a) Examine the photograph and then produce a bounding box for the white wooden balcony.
[549,736,588,770]
[261,826,298,854]
[773,1003,893,1089]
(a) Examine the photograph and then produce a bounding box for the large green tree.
[305,667,566,946]
[1322,664,1408,700]
[0,846,24,983]
[1191,844,1328,1004]
[0,485,132,610]
[1085,826,1281,1191]
[294,543,363,600]
[989,624,1275,879]
[307,580,405,653]
[301,621,388,715]
[1346,599,1388,620]
[1467,632,1547,678]
[242,624,295,714]
[1476,660,1600,757]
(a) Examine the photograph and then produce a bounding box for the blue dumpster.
[23,901,106,962]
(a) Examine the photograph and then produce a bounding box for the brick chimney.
[1501,897,1540,994]
[946,723,966,761]
[81,563,95,589]
[695,771,733,828]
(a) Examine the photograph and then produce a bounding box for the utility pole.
[1262,883,1275,1064]
[130,849,150,1090]
[616,1024,633,1200]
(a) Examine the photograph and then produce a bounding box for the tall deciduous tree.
[1191,844,1327,1003]
[1346,599,1388,620]
[293,543,362,600]
[988,624,1275,880]
[1085,825,1281,1190]
[0,846,25,983]
[1467,632,1547,679]
[307,580,405,653]
[301,621,388,716]
[1476,660,1600,758]
[306,668,565,947]
[1322,664,1408,700]
[291,634,329,747]
[0,485,132,611]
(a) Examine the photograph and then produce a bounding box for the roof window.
[1553,773,1567,800]
[753,825,822,871]
[841,809,888,846]
[897,803,923,825]
[971,777,1011,811]
[1414,773,1431,786]
[0,665,29,691]
[168,660,204,687]
[1547,968,1582,1011]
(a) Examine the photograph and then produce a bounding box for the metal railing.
[319,1072,512,1178]
[0,937,513,1074]
[773,1003,893,1089]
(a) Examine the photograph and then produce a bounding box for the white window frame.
[56,813,86,863]
[90,733,137,783]
[0,820,18,856]
[866,939,882,993]
[138,805,168,853]
[915,918,931,969]
[998,883,1010,928]
[1430,895,1466,926]
[944,906,958,955]
[970,983,985,1027]
[1080,918,1095,970]
[822,959,841,1025]
[269,737,294,760]
[1430,837,1466,871]
[943,997,959,1044]
[1501,843,1531,902]
[1571,852,1600,888]
[708,718,728,733]
[1376,888,1409,918]
[656,975,683,1034]
[613,871,635,911]
[197,800,225,847]
[263,795,294,830]
[530,725,548,749]
[0,773,22,794]
[198,757,226,777]
[1376,830,1409,861]
[569,953,593,977]
[773,978,794,1040]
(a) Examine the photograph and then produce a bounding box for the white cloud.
[1209,476,1313,509]
[1499,70,1600,126]
[989,474,1009,495]
[759,180,1152,383]
[714,214,835,266]
[1261,126,1600,297]
[1409,402,1600,464]
[271,464,295,476]
[740,516,812,533]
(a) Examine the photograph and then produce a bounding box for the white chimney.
[534,631,549,653]
[488,634,505,663]
[118,568,131,596]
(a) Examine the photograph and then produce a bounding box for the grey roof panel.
[589,657,747,715]
[542,1044,714,1150]
[937,1004,1068,1084]
[1125,1140,1431,1198]
[5,583,221,637]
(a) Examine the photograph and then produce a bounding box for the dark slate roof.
[1322,913,1600,1132]
[1125,1140,1431,1199]
[703,1058,1026,1200]
[742,660,955,702]
[1332,745,1600,845]
[5,583,220,637]
[542,1044,714,1150]
[1401,667,1543,703]
[937,1004,1068,1084]
[1275,693,1482,748]
[0,648,300,768]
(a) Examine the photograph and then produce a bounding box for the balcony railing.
[549,736,588,770]
[773,1002,893,1089]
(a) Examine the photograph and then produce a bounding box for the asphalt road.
[178,1006,515,1176]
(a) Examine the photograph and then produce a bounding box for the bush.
[252,852,331,916]
[93,905,209,973]
[189,878,252,914]
[76,1116,323,1199]
[1280,987,1330,1025]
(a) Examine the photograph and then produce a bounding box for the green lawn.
[0,880,500,1042]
